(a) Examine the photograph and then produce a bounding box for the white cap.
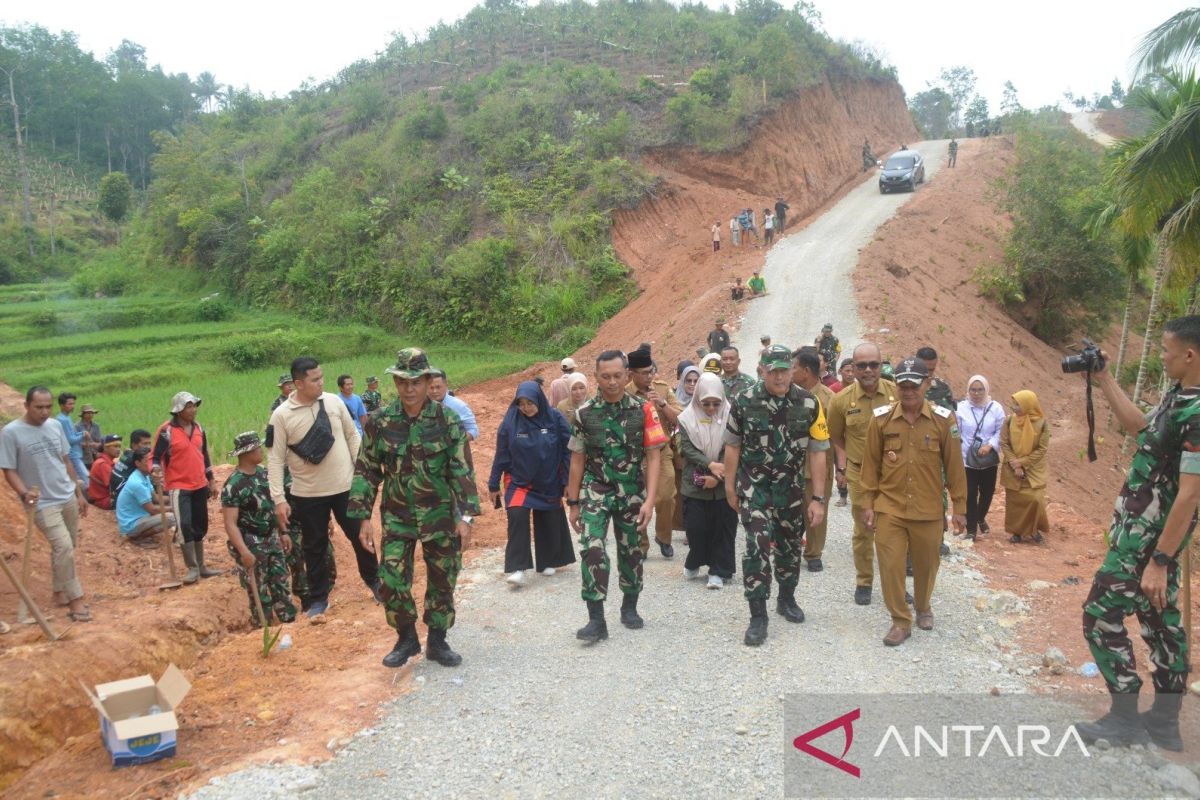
[561,358,577,369]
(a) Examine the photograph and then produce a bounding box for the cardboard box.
[81,663,191,767]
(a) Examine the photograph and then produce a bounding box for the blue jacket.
[488,382,570,510]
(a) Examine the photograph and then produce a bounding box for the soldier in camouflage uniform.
[361,376,382,413]
[349,348,480,669]
[1077,317,1200,751]
[220,431,296,627]
[282,467,337,610]
[567,350,667,643]
[814,324,841,381]
[724,344,829,646]
[270,374,293,414]
[719,346,756,397]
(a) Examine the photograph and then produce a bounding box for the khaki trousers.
[874,513,941,628]
[848,467,875,587]
[802,455,835,559]
[34,500,83,601]
[641,454,676,550]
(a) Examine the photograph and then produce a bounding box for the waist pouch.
[288,399,336,464]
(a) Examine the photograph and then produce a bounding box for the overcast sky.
[4,1,1188,112]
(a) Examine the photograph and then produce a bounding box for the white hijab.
[678,373,730,463]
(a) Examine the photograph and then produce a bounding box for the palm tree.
[194,71,220,113]
[1135,8,1200,74]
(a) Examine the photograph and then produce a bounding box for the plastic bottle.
[278,633,292,650]
[1080,662,1100,678]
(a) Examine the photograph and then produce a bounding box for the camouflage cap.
[366,375,378,384]
[229,430,262,457]
[760,344,794,371]
[386,347,433,379]
[822,322,833,331]
[277,374,293,387]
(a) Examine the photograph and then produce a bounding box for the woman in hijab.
[999,389,1051,543]
[955,375,1006,540]
[676,373,737,588]
[675,365,701,407]
[556,372,588,419]
[489,381,576,585]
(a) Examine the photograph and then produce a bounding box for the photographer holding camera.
[1077,315,1200,751]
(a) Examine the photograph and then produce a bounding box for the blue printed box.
[81,663,191,768]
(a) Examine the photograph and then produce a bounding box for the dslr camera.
[1061,338,1106,374]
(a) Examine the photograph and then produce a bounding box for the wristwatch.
[812,495,826,504]
[566,499,581,507]
[1151,549,1174,567]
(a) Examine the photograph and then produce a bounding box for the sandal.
[1032,532,1044,544]
[1009,534,1021,543]
[67,607,93,622]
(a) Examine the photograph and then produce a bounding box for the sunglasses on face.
[854,361,881,370]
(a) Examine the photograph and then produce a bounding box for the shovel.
[153,474,183,591]
[0,540,65,641]
[247,570,282,657]
[16,486,44,625]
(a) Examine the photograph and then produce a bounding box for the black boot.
[620,593,644,629]
[425,627,462,667]
[382,623,421,668]
[1140,692,1184,751]
[744,599,768,646]
[576,600,608,643]
[775,585,805,623]
[1076,693,1150,747]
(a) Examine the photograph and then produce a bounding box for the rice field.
[0,282,547,461]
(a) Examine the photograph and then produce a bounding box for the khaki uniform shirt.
[804,381,835,481]
[826,378,899,486]
[859,400,968,520]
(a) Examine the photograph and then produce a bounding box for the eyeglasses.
[968,387,986,394]
[854,361,881,370]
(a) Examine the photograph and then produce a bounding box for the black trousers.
[683,496,737,579]
[504,505,576,573]
[290,491,378,604]
[171,486,209,543]
[966,465,998,533]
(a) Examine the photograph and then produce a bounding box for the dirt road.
[732,140,949,356]
[1070,112,1117,147]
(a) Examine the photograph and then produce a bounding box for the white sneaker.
[684,567,701,580]
[505,570,526,586]
[707,574,723,589]
[540,567,556,576]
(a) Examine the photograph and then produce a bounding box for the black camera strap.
[1085,373,1098,463]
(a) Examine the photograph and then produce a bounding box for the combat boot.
[744,599,768,646]
[180,541,200,584]
[1077,693,1150,747]
[195,541,224,578]
[775,585,806,623]
[576,600,608,643]
[382,623,421,668]
[1140,692,1184,751]
[425,627,462,667]
[620,593,644,629]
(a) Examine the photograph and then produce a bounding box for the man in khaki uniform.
[626,344,682,558]
[827,342,897,605]
[859,358,967,646]
[792,347,834,572]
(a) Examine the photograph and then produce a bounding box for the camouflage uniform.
[220,466,297,627]
[348,397,479,631]
[924,377,955,412]
[721,372,756,398]
[569,392,668,601]
[1083,384,1200,694]
[725,381,830,600]
[282,467,337,604]
[815,333,841,376]
[362,388,383,413]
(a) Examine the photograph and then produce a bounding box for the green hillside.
[123,0,893,348]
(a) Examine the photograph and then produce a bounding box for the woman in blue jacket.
[488,381,576,586]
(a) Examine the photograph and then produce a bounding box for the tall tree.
[194,71,220,113]
[938,65,977,127]
[1001,80,1023,115]
[908,87,954,138]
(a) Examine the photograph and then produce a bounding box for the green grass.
[0,283,547,464]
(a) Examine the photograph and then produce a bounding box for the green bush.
[71,261,134,297]
[196,297,234,322]
[219,329,322,371]
[973,263,1025,305]
[31,310,59,330]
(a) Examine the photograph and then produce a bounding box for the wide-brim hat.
[385,347,433,379]
[760,344,793,371]
[230,430,262,457]
[80,404,98,414]
[170,391,202,414]
[366,376,378,385]
[277,374,293,387]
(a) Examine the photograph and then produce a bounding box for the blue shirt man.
[428,369,479,439]
[55,392,88,489]
[336,374,369,436]
[117,465,154,535]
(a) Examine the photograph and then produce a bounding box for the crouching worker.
[221,431,296,627]
[115,448,177,543]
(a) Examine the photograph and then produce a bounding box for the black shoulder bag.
[965,402,1000,470]
[288,399,336,464]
